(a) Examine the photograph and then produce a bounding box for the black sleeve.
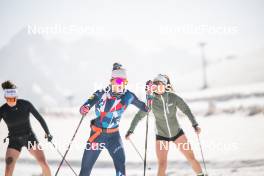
[28,101,50,134]
[0,108,3,123]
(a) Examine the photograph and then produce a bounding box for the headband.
[4,89,18,98]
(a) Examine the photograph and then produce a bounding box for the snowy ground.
[1,112,264,176]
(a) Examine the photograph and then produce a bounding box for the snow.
[1,82,264,175]
[1,113,264,175]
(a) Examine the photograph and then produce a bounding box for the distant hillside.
[1,28,264,107]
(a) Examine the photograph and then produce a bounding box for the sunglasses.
[114,78,128,85]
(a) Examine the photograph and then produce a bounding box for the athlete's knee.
[113,146,126,163]
[5,157,14,166]
[119,154,126,164]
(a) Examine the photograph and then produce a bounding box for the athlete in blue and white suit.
[79,63,148,176]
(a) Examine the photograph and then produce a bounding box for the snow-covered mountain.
[174,49,264,91]
[0,29,65,107]
[0,28,264,107]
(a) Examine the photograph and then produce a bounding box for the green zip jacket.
[128,92,198,138]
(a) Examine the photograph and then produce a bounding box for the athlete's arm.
[127,109,147,135]
[131,92,149,112]
[80,90,102,115]
[174,94,198,127]
[28,101,51,135]
[126,92,149,136]
[82,91,100,108]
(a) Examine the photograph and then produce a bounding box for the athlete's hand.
[80,105,89,116]
[145,80,153,95]
[145,80,154,107]
[125,131,133,140]
[45,134,53,142]
[194,125,201,134]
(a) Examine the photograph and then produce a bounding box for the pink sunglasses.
[114,78,128,85]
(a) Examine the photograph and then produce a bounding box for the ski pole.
[50,141,78,176]
[129,139,151,170]
[55,115,85,176]
[129,138,144,161]
[143,112,149,176]
[197,133,208,176]
[143,81,153,176]
[143,97,151,176]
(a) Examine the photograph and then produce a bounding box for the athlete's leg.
[156,140,169,176]
[174,134,203,174]
[106,133,126,176]
[28,144,51,176]
[79,142,103,176]
[5,148,20,176]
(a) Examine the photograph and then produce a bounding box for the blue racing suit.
[79,87,148,176]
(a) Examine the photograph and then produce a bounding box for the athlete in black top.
[0,99,50,137]
[1,80,52,176]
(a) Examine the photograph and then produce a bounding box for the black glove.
[193,124,200,132]
[125,130,133,138]
[45,134,53,142]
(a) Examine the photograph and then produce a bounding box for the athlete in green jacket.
[126,74,205,176]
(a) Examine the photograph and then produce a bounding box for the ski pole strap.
[88,125,119,143]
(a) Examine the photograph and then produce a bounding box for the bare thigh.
[174,134,195,160]
[156,140,169,163]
